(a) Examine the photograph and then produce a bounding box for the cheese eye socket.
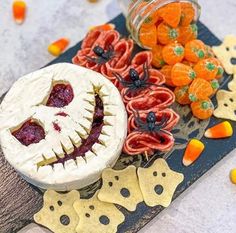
[45,81,74,108]
[11,119,45,146]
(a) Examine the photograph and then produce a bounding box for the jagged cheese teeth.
[0,63,127,191]
[85,150,97,162]
[103,116,115,126]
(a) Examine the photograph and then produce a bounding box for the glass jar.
[117,0,201,49]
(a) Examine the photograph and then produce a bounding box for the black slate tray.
[46,14,233,233]
[2,13,234,233]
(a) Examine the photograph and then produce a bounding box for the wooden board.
[0,14,233,233]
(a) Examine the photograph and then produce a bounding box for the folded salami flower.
[131,51,153,73]
[101,38,134,84]
[126,87,175,115]
[123,131,175,155]
[121,68,166,104]
[72,30,133,86]
[128,109,179,134]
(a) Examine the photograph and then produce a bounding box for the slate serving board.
[0,13,234,233]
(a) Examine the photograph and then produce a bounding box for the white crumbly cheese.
[0,63,127,191]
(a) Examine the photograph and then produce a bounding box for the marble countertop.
[1,0,236,232]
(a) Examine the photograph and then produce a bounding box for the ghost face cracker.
[212,35,236,74]
[73,191,125,233]
[214,90,236,121]
[98,165,143,211]
[138,158,184,207]
[34,190,80,233]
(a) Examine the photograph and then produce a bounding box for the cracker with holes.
[138,158,184,207]
[98,165,143,211]
[34,190,80,233]
[212,35,236,74]
[228,67,236,91]
[214,90,236,121]
[73,190,125,233]
[0,63,127,191]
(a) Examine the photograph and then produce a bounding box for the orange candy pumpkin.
[185,39,206,63]
[152,44,165,68]
[210,79,220,94]
[191,98,214,120]
[180,2,195,26]
[142,10,160,28]
[179,24,198,45]
[212,58,224,79]
[171,63,196,86]
[139,24,157,48]
[160,65,174,86]
[193,58,218,81]
[162,42,185,65]
[157,22,180,45]
[174,85,191,105]
[158,2,181,28]
[188,78,214,102]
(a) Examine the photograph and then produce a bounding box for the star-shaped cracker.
[73,191,125,233]
[34,190,80,233]
[212,35,236,75]
[138,158,184,207]
[98,165,143,211]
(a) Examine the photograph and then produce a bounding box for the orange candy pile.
[139,2,224,120]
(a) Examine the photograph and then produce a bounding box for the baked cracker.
[212,35,236,75]
[73,190,125,233]
[138,158,184,207]
[34,190,80,233]
[228,67,236,91]
[214,90,236,121]
[98,165,143,211]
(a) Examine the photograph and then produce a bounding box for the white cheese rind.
[0,63,127,191]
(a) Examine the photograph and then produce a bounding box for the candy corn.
[89,23,115,31]
[48,38,70,56]
[204,121,233,139]
[12,0,26,24]
[230,168,236,184]
[183,139,205,167]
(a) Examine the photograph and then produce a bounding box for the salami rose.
[128,108,179,134]
[123,131,175,155]
[126,87,175,115]
[121,68,166,104]
[101,38,134,84]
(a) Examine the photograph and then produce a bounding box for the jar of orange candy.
[118,0,201,49]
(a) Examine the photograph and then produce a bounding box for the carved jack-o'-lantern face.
[0,63,127,191]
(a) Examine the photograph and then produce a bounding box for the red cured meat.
[123,131,175,155]
[81,30,120,50]
[131,51,153,73]
[100,38,134,85]
[121,69,166,104]
[126,87,175,115]
[72,30,132,81]
[81,30,103,49]
[128,108,179,134]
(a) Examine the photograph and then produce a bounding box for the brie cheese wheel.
[0,63,127,191]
